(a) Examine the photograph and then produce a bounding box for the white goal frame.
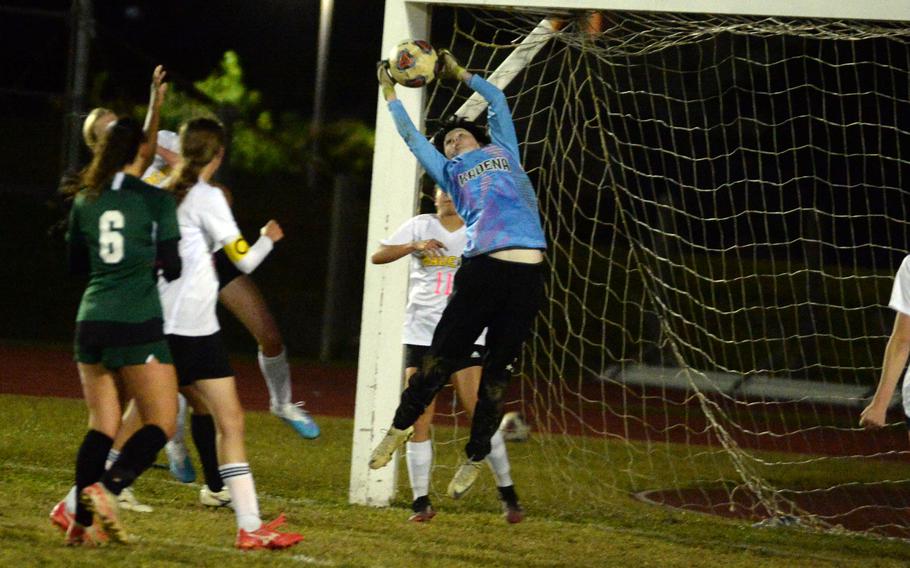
[350,0,910,507]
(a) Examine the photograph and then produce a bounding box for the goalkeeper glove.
[437,49,467,81]
[377,60,397,100]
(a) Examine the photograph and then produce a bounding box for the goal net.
[414,6,910,537]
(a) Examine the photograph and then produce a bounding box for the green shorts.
[74,339,173,369]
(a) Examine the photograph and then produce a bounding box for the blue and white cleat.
[272,402,320,439]
[165,440,196,483]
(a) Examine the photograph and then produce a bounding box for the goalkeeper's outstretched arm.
[377,63,449,189]
[439,50,521,157]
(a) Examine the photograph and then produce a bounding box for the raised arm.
[138,65,168,172]
[438,50,521,157]
[378,63,449,189]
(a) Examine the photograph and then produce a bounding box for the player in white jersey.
[861,255,910,434]
[158,117,303,550]
[142,129,318,496]
[371,187,524,523]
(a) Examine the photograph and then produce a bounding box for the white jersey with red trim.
[381,213,486,346]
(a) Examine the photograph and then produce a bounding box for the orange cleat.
[64,522,109,547]
[81,482,128,543]
[49,500,74,534]
[235,514,304,550]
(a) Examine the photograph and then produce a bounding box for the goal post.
[352,0,910,536]
[349,0,431,506]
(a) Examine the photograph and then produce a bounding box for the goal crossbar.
[415,0,910,22]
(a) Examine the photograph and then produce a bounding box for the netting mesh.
[410,6,910,537]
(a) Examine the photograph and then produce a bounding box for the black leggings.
[393,254,545,460]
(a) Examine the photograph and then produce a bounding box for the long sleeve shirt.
[388,74,546,258]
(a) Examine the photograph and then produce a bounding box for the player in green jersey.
[51,65,169,536]
[62,115,182,546]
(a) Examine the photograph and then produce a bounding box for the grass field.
[3,393,910,567]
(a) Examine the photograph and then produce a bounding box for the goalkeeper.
[370,50,546,500]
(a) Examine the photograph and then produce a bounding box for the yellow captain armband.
[224,235,251,263]
[142,167,171,187]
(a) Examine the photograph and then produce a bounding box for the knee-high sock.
[220,463,261,532]
[259,347,292,409]
[405,440,433,500]
[74,430,114,526]
[191,413,223,492]
[102,425,167,495]
[485,430,513,487]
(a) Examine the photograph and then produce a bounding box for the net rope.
[408,6,910,537]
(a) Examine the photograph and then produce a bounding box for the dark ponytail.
[63,117,145,199]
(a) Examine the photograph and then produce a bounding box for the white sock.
[171,392,187,445]
[405,440,433,500]
[65,485,78,514]
[105,448,121,471]
[259,347,292,409]
[486,431,513,487]
[220,463,261,532]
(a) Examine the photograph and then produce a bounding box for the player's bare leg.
[193,376,302,549]
[219,274,319,439]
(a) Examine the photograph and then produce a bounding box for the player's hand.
[413,239,446,257]
[437,49,467,81]
[261,220,284,243]
[150,65,168,107]
[859,402,887,429]
[377,60,397,101]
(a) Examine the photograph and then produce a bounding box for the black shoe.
[498,485,525,524]
[409,495,436,523]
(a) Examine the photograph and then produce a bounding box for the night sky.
[0,1,388,357]
[1,0,386,122]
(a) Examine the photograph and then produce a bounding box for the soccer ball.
[387,39,442,88]
[499,411,531,442]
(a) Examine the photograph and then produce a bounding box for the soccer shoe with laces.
[81,482,128,543]
[235,514,304,550]
[117,487,153,513]
[272,402,321,439]
[368,425,414,469]
[65,522,109,547]
[165,439,197,483]
[447,460,484,499]
[49,500,74,533]
[200,485,233,509]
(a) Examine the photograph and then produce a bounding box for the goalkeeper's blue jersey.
[388,75,546,258]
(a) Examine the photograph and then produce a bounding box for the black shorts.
[167,332,234,387]
[405,344,486,372]
[214,248,243,291]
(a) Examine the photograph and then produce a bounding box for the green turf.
[1,393,909,567]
